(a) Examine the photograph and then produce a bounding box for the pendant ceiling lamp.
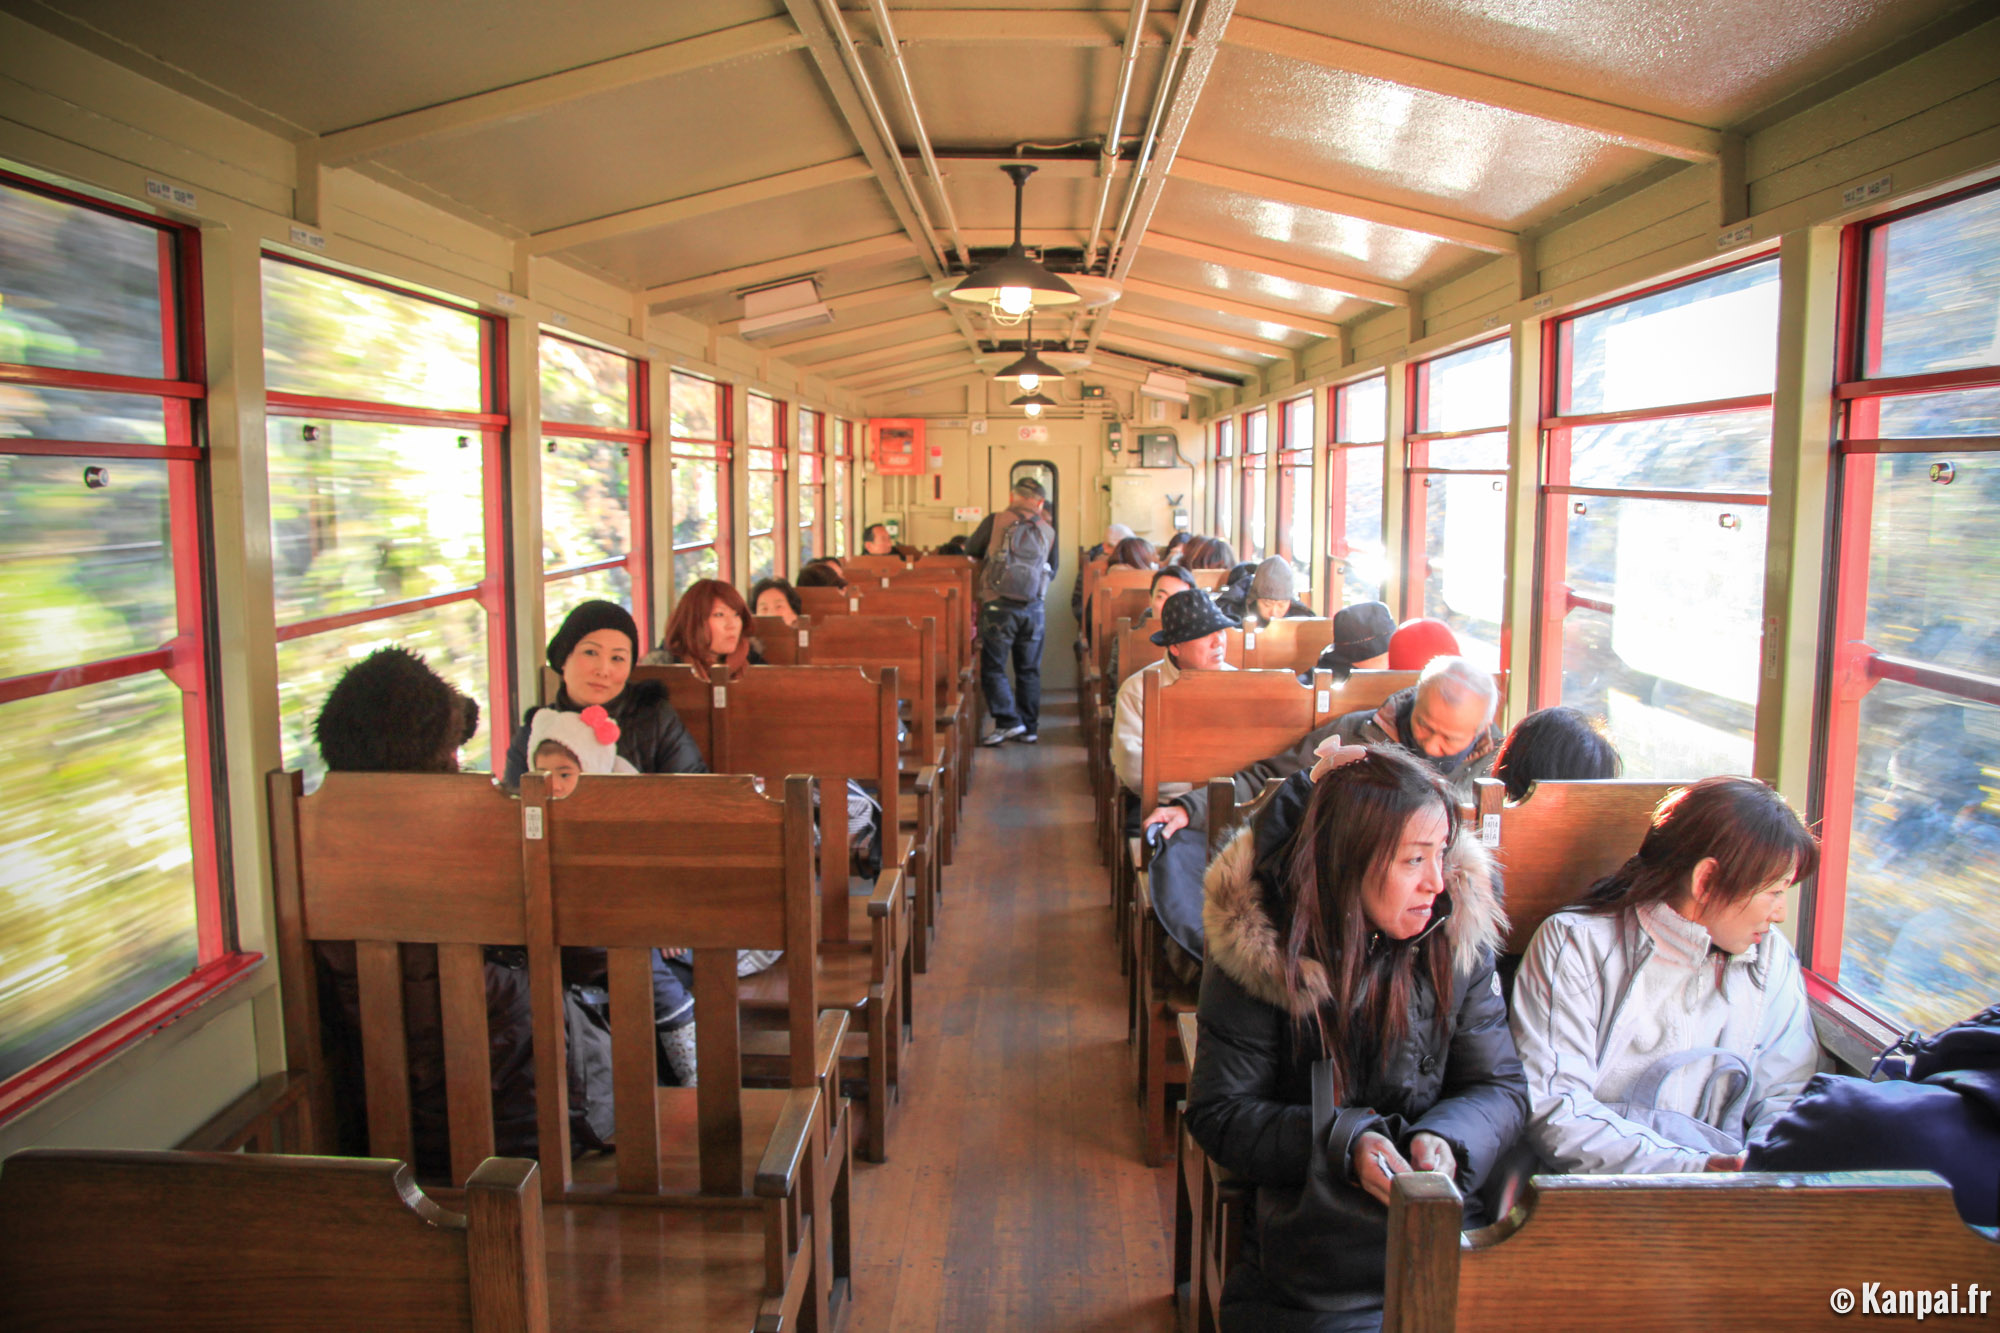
[949,164,1080,325]
[997,315,1066,394]
[1011,389,1057,418]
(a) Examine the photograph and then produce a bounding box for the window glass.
[541,435,630,573]
[266,418,486,624]
[799,449,822,566]
[671,372,720,439]
[1424,432,1508,471]
[672,450,724,589]
[1556,495,1762,775]
[0,182,167,379]
[1870,187,2000,379]
[748,393,776,450]
[1861,451,1999,674]
[0,384,169,446]
[539,335,629,429]
[0,670,200,1080]
[0,453,175,675]
[1568,410,1771,493]
[262,260,483,411]
[1282,461,1311,574]
[1419,474,1506,669]
[1339,445,1385,607]
[1873,385,2000,438]
[1418,340,1509,433]
[543,566,631,644]
[1282,397,1312,450]
[1563,260,1779,414]
[1336,376,1386,444]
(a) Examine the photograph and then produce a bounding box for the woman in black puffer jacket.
[1185,743,1526,1332]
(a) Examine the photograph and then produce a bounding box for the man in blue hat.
[1111,587,1239,806]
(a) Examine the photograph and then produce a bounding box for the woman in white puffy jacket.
[1510,776,1822,1174]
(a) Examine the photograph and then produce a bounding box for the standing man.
[967,477,1057,745]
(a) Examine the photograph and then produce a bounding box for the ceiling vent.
[1141,370,1191,403]
[737,278,834,339]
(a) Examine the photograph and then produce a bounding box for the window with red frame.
[262,257,509,784]
[1537,256,1780,778]
[798,408,825,565]
[669,371,731,592]
[0,172,250,1113]
[1275,395,1314,590]
[1814,182,2000,1031]
[830,419,853,558]
[1328,374,1387,610]
[746,392,785,584]
[1211,416,1235,542]
[539,334,649,647]
[1406,339,1510,669]
[1240,407,1269,560]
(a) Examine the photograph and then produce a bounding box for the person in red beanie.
[1387,616,1461,670]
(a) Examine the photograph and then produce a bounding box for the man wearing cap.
[967,477,1059,744]
[1112,588,1239,805]
[1243,556,1314,629]
[1315,600,1397,681]
[1108,565,1197,687]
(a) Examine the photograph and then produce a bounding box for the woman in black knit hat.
[501,598,707,786]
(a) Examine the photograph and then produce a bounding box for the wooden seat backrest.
[844,554,909,577]
[1140,668,1336,811]
[0,1148,547,1332]
[886,565,975,643]
[805,613,939,763]
[1384,1170,2000,1333]
[269,769,527,1185]
[1321,668,1422,722]
[712,664,903,945]
[1240,617,1334,671]
[850,584,963,707]
[1078,553,1110,620]
[1112,620,1246,689]
[623,663,717,767]
[754,615,807,665]
[797,584,853,620]
[522,772,819,1199]
[1092,587,1152,664]
[1470,776,1682,953]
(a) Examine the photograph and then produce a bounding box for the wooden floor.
[846,689,1178,1331]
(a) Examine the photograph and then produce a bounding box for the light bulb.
[997,286,1033,316]
[1017,372,1041,394]
[1023,400,1044,418]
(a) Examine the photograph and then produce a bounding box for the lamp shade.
[997,343,1066,385]
[951,249,1079,312]
[1011,389,1057,417]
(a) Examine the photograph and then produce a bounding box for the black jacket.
[1184,772,1526,1323]
[501,678,707,786]
[1326,687,1499,798]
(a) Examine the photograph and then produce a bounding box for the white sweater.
[1510,901,1820,1174]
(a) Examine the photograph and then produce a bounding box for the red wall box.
[870,418,925,475]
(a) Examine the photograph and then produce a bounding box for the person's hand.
[1705,1153,1746,1172]
[1409,1131,1458,1182]
[1351,1129,1412,1206]
[1143,804,1191,838]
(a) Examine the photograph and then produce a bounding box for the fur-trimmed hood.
[1201,784,1507,1018]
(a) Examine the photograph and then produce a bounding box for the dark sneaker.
[981,724,1025,746]
[1014,732,1038,744]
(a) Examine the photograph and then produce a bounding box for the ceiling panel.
[1182,47,1653,228]
[677,257,936,326]
[1114,291,1314,348]
[1237,0,1978,127]
[1149,177,1460,284]
[565,178,904,289]
[872,44,1170,153]
[14,0,785,132]
[1127,249,1380,324]
[369,51,854,235]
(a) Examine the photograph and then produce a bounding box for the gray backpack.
[1606,1045,1753,1154]
[985,509,1055,604]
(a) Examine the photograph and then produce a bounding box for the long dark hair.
[1186,537,1236,571]
[1281,746,1460,1099]
[1493,706,1621,801]
[664,578,753,680]
[1110,535,1157,570]
[1581,776,1818,916]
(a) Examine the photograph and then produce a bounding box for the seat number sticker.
[524,807,543,840]
[1481,813,1501,847]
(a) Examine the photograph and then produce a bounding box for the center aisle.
[845,689,1178,1331]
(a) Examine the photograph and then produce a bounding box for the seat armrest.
[868,866,905,919]
[814,1010,850,1086]
[754,1086,822,1198]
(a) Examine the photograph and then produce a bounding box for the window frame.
[538,332,651,649]
[745,391,787,581]
[1275,394,1314,576]
[1210,416,1235,541]
[262,254,514,772]
[830,418,854,558]
[1327,373,1388,609]
[1239,406,1269,559]
[798,407,826,566]
[1808,180,2000,1008]
[1403,339,1512,656]
[0,169,256,1121]
[668,369,734,588]
[1532,253,1780,714]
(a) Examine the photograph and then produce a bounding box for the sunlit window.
[1329,375,1387,610]
[1407,339,1510,669]
[746,392,785,584]
[830,419,853,558]
[1276,395,1314,596]
[1539,257,1779,779]
[262,257,507,785]
[669,371,730,591]
[539,334,648,647]
[1211,417,1235,543]
[0,172,240,1108]
[798,408,824,566]
[1240,408,1268,560]
[1816,183,2000,1032]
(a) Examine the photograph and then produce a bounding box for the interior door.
[987,440,1080,688]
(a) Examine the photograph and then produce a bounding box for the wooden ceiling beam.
[780,309,960,358]
[1096,332,1260,376]
[1119,276,1343,340]
[315,17,805,166]
[855,10,1178,47]
[1103,309,1294,358]
[1144,232,1408,307]
[528,157,875,254]
[819,333,966,377]
[643,233,915,308]
[1226,16,1724,163]
[1171,157,1518,254]
[844,350,976,389]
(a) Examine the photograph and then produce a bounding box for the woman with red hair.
[645,578,764,680]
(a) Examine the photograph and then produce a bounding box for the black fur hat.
[314,645,480,773]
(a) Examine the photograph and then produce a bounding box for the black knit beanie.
[314,646,479,773]
[546,599,639,671]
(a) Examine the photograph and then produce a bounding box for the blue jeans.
[979,599,1045,733]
